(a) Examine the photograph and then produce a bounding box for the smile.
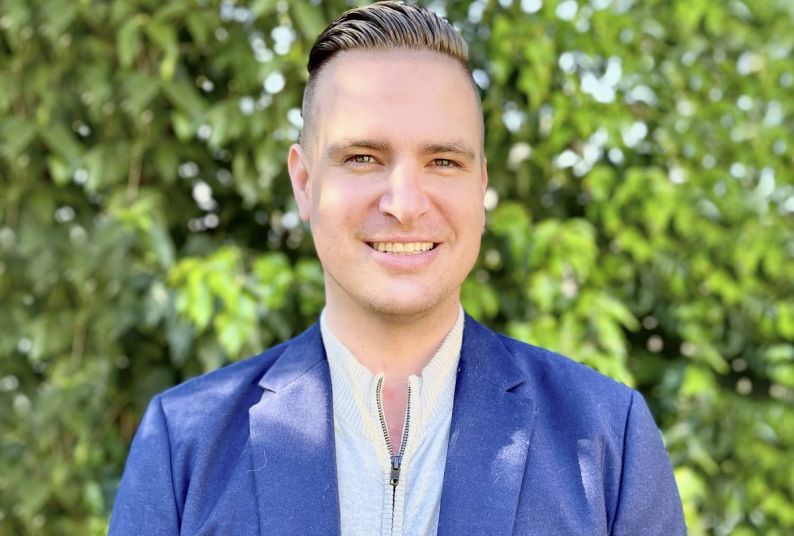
[367,241,436,254]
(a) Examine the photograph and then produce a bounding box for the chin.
[361,289,453,321]
[326,271,461,322]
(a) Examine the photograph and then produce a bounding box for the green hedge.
[1,0,792,534]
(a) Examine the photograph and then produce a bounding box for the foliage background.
[1,0,792,533]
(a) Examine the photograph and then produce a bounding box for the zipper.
[375,376,412,533]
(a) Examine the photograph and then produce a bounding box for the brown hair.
[300,1,479,145]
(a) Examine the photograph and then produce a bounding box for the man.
[110,2,686,534]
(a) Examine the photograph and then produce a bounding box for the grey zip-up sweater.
[320,308,464,536]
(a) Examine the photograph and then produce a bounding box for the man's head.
[288,1,487,324]
[300,1,481,149]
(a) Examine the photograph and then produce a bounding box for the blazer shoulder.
[161,341,283,401]
[485,329,646,461]
[498,332,632,391]
[153,330,306,433]
[487,330,637,422]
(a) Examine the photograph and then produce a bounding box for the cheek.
[315,182,341,211]
[315,175,364,210]
[442,188,485,227]
[312,182,374,240]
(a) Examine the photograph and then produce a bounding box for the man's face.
[288,49,487,322]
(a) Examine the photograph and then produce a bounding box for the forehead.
[308,49,482,155]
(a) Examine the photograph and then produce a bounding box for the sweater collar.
[320,307,464,440]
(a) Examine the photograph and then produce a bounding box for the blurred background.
[1,0,792,533]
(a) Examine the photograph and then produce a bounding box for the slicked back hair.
[300,1,481,147]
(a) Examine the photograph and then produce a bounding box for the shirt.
[320,307,464,535]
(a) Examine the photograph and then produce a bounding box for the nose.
[378,164,431,224]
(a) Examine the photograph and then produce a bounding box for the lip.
[365,237,439,243]
[364,240,441,271]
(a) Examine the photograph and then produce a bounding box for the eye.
[348,154,376,165]
[433,158,457,168]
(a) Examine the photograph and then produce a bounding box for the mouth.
[366,241,438,255]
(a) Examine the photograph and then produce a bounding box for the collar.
[320,307,464,441]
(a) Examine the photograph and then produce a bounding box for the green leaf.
[162,79,208,117]
[166,320,194,366]
[117,17,143,69]
[290,1,326,40]
[251,0,280,17]
[776,303,794,339]
[215,309,252,357]
[144,19,178,53]
[185,12,212,46]
[0,116,37,160]
[121,72,160,116]
[187,271,214,330]
[38,122,82,162]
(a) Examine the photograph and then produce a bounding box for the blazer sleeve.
[611,390,687,535]
[109,395,181,535]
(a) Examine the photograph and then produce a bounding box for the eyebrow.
[325,139,393,160]
[325,139,477,163]
[418,142,476,163]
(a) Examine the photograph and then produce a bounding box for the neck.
[324,297,460,379]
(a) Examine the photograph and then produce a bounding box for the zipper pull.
[390,455,402,487]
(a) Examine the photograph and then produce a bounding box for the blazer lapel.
[438,317,535,536]
[248,325,340,535]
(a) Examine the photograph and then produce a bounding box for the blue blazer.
[110,316,685,535]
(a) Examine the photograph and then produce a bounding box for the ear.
[481,157,489,231]
[480,156,489,195]
[288,143,312,221]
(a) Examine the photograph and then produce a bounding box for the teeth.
[371,241,434,254]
